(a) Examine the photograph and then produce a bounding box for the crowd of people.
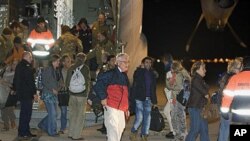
[1,12,250,141]
[161,54,250,141]
[0,12,118,141]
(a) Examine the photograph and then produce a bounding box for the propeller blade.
[227,22,247,48]
[186,14,204,52]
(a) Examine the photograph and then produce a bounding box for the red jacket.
[94,67,129,112]
[106,84,129,111]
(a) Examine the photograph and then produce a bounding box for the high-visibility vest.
[221,70,250,123]
[27,29,54,56]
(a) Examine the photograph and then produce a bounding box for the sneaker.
[28,133,37,137]
[101,129,107,134]
[165,132,175,139]
[129,131,137,141]
[97,127,106,132]
[140,135,148,141]
[18,135,31,140]
[52,133,60,137]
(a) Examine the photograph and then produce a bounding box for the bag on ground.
[69,65,85,93]
[150,106,165,132]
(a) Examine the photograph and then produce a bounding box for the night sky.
[142,0,250,60]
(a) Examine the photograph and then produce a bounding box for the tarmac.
[0,110,220,141]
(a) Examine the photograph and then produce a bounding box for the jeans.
[60,106,67,131]
[217,115,230,141]
[185,108,210,141]
[131,98,152,135]
[38,101,57,136]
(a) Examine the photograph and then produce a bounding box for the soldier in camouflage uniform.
[53,25,83,61]
[91,12,111,46]
[86,31,116,80]
[0,28,14,66]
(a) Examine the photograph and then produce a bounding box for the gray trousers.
[68,95,87,139]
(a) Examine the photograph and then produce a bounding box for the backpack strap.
[74,64,84,73]
[77,64,84,70]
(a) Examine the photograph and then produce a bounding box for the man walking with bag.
[129,57,157,141]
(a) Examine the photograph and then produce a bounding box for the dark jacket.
[13,59,36,100]
[78,27,92,54]
[132,67,157,104]
[93,67,129,112]
[187,72,209,109]
[217,72,234,107]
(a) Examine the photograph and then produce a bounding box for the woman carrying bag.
[58,54,71,134]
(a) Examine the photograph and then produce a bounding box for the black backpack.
[149,107,165,132]
[177,79,191,106]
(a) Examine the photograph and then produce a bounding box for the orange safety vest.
[221,70,250,123]
[27,29,54,56]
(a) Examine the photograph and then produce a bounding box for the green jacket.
[91,21,110,45]
[65,62,91,97]
[86,39,115,69]
[0,35,7,63]
[0,35,14,63]
[53,32,83,60]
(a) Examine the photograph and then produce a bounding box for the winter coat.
[0,35,14,64]
[54,32,83,60]
[13,59,36,100]
[42,66,62,94]
[94,67,129,112]
[131,67,157,104]
[91,21,110,45]
[187,72,209,109]
[86,39,115,69]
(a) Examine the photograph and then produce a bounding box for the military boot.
[129,131,137,141]
[140,135,148,141]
